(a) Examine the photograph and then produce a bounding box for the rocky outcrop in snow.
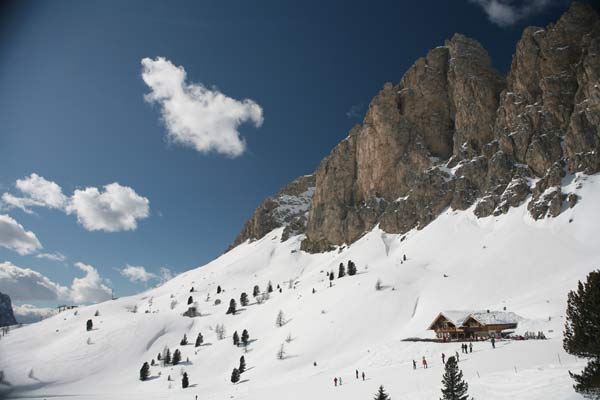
[298,3,599,252]
[0,292,17,327]
[230,174,315,247]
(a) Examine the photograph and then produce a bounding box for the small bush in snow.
[215,324,226,340]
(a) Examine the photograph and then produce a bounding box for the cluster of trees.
[232,329,250,348]
[328,261,358,282]
[231,355,247,384]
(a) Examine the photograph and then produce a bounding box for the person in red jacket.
[422,356,428,369]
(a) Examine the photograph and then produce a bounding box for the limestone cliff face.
[0,292,17,327]
[231,3,599,253]
[299,3,599,252]
[230,174,315,248]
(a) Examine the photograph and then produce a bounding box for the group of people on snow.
[333,370,365,386]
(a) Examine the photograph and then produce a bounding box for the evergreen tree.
[338,263,346,278]
[172,349,182,365]
[239,355,246,373]
[182,372,189,388]
[253,285,260,297]
[151,359,155,366]
[226,298,237,315]
[157,352,161,361]
[94,310,100,317]
[276,310,286,327]
[231,368,240,384]
[373,385,390,400]
[187,296,193,305]
[276,343,286,360]
[329,271,334,281]
[86,319,93,331]
[347,260,357,276]
[217,285,222,294]
[195,332,203,347]
[163,347,171,364]
[241,329,249,347]
[180,334,188,346]
[190,286,194,292]
[440,356,469,400]
[240,292,249,306]
[267,281,274,293]
[233,331,240,346]
[139,362,150,381]
[564,270,600,396]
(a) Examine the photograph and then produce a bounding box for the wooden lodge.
[57,305,78,313]
[428,310,520,340]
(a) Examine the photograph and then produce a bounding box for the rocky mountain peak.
[232,3,599,254]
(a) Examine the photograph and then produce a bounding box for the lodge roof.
[428,310,521,330]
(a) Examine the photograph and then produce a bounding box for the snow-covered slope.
[2,173,599,400]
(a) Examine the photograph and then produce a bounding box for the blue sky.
[0,0,586,309]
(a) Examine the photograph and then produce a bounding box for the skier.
[441,352,446,364]
[356,369,359,379]
[334,377,338,387]
[491,336,496,349]
[412,360,417,370]
[422,356,428,369]
[339,377,342,385]
[469,342,473,353]
[362,371,366,380]
[455,351,460,362]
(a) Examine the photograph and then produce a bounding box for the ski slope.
[1,173,599,400]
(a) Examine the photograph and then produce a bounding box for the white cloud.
[36,252,67,262]
[0,214,42,255]
[120,264,156,283]
[13,304,57,324]
[141,56,264,157]
[67,183,150,232]
[1,174,67,213]
[1,175,150,233]
[469,0,556,26]
[69,262,112,303]
[0,261,68,301]
[0,261,111,304]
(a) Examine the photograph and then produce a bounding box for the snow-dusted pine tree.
[373,385,390,400]
[440,356,469,400]
[139,362,150,381]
